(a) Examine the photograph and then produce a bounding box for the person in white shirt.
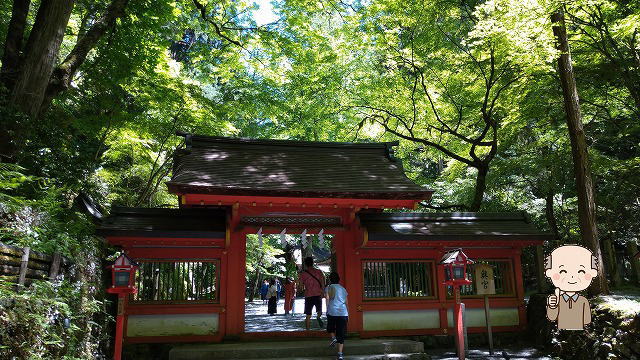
[325,272,348,360]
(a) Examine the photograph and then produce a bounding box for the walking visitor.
[325,272,348,360]
[298,256,325,330]
[276,278,282,299]
[284,277,296,316]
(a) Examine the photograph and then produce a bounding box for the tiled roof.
[96,207,226,238]
[167,135,433,200]
[359,212,554,241]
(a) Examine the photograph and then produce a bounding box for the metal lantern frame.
[439,248,474,286]
[106,253,138,295]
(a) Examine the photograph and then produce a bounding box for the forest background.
[0,0,638,358]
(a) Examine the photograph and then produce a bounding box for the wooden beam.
[0,242,52,262]
[0,254,49,270]
[18,247,30,286]
[1,264,47,278]
[49,253,62,281]
[362,228,369,248]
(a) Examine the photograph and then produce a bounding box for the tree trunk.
[552,9,608,295]
[536,245,549,293]
[469,164,488,212]
[626,241,640,286]
[41,0,129,113]
[0,0,33,161]
[1,0,32,90]
[303,236,314,259]
[602,237,621,287]
[248,268,260,302]
[10,0,75,118]
[283,243,297,277]
[544,191,560,239]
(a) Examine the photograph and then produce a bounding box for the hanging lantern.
[439,248,474,286]
[107,254,138,294]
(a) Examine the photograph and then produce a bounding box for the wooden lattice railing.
[0,241,70,286]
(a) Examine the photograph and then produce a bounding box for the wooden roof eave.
[97,230,226,239]
[167,183,434,200]
[358,211,532,222]
[182,134,401,149]
[366,233,553,241]
[362,233,553,247]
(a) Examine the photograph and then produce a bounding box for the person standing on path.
[284,277,296,316]
[298,256,325,330]
[260,279,269,305]
[325,272,348,360]
[267,278,278,315]
[276,278,282,299]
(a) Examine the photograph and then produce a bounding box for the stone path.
[244,298,327,332]
[425,348,551,359]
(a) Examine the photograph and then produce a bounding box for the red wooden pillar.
[333,230,346,294]
[454,289,464,360]
[342,223,363,333]
[225,230,247,336]
[513,248,527,329]
[436,249,449,334]
[113,294,125,360]
[217,245,229,340]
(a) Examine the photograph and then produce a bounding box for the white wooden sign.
[474,263,495,295]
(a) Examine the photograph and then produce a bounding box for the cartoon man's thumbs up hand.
[547,287,560,308]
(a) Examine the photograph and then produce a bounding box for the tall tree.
[8,0,76,118]
[0,0,128,124]
[551,8,608,294]
[565,2,640,113]
[0,0,31,90]
[42,0,130,112]
[0,0,130,161]
[348,0,520,211]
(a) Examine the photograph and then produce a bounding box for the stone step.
[169,339,425,360]
[260,354,430,360]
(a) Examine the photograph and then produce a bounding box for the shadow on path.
[245,298,327,332]
[426,348,551,360]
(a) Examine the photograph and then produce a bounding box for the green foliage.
[0,163,36,210]
[0,163,109,359]
[246,234,285,280]
[0,278,107,359]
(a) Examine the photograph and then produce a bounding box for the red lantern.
[106,254,138,294]
[439,248,473,286]
[439,248,474,360]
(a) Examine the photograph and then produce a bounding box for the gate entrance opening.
[243,233,333,333]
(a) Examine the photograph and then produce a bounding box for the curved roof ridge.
[177,132,399,149]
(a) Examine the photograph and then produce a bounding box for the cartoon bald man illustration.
[545,245,598,330]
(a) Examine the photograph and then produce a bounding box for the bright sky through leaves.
[252,0,278,25]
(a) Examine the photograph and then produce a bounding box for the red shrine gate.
[98,135,553,344]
